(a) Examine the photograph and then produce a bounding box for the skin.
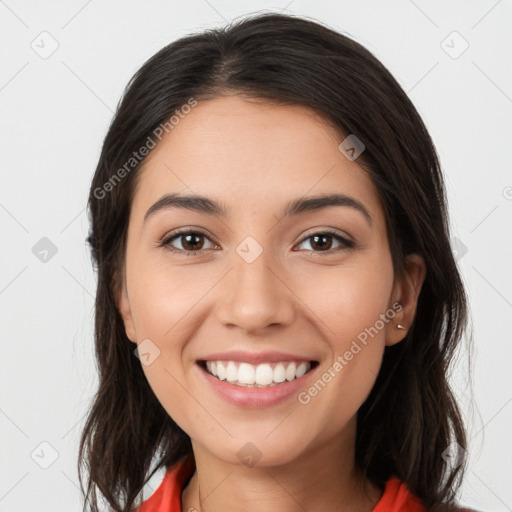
[117,94,426,512]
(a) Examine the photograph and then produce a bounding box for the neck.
[181,423,383,512]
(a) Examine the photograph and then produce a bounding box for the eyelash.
[159,228,355,257]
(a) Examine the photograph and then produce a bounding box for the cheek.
[127,253,210,340]
[126,264,198,432]
[293,253,394,347]
[290,255,393,417]
[125,254,217,430]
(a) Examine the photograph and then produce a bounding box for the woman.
[79,12,473,512]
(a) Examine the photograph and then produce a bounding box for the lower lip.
[196,362,317,408]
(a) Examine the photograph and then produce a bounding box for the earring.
[396,324,405,330]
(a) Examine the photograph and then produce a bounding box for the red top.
[137,455,427,512]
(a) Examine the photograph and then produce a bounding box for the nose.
[215,250,296,335]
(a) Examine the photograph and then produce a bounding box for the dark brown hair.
[80,11,471,512]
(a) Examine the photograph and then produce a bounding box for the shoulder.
[373,476,483,512]
[373,476,426,512]
[137,455,196,512]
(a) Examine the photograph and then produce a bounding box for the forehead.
[132,95,383,224]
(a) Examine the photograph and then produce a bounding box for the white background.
[0,1,511,511]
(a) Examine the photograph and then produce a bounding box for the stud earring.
[396,324,405,330]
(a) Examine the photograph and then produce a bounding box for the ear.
[115,272,137,344]
[385,253,426,347]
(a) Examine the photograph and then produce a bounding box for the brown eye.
[296,231,354,253]
[161,230,218,255]
[309,234,334,251]
[178,233,205,251]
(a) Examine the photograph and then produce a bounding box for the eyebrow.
[144,192,372,226]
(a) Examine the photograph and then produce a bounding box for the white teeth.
[204,360,312,387]
[216,362,226,380]
[296,362,308,378]
[285,362,296,381]
[226,361,238,382]
[255,364,273,386]
[273,363,286,383]
[238,362,255,384]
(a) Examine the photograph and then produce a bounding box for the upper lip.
[197,350,317,364]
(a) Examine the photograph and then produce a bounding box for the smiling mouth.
[197,360,319,388]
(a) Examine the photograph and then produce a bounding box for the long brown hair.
[80,12,471,511]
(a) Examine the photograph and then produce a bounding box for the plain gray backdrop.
[1,1,511,511]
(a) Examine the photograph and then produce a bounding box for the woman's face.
[117,95,424,467]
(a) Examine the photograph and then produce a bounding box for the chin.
[203,435,308,469]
